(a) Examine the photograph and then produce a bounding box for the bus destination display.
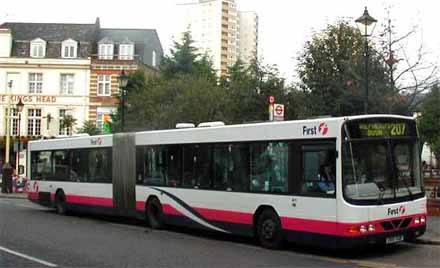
[358,123,407,137]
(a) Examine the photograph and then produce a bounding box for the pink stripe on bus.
[281,217,338,235]
[136,201,146,211]
[66,195,113,207]
[162,204,183,216]
[27,192,39,200]
[195,207,253,225]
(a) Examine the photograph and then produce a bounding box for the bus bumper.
[337,225,426,249]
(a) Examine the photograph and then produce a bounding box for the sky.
[2,0,439,83]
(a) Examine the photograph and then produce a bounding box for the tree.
[297,20,390,117]
[160,31,216,81]
[418,85,440,160]
[222,59,290,123]
[378,9,438,114]
[77,120,100,136]
[60,115,77,136]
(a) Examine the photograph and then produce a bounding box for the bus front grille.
[380,217,412,231]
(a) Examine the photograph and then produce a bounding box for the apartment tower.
[181,0,258,77]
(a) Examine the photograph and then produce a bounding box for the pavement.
[1,188,439,244]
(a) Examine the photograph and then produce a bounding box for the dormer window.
[61,39,77,58]
[98,38,114,60]
[30,38,46,58]
[119,39,134,60]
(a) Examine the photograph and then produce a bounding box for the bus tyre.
[256,209,284,249]
[55,191,68,215]
[147,198,164,229]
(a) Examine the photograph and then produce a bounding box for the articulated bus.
[27,115,427,249]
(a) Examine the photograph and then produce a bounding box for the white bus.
[26,115,427,249]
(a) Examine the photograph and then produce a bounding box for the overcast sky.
[2,0,438,83]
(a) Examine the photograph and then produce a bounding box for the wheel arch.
[253,205,279,234]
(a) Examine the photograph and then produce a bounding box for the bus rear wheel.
[256,209,284,249]
[55,191,68,215]
[147,197,164,229]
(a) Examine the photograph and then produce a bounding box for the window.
[6,108,19,136]
[96,107,115,134]
[119,44,134,60]
[30,38,46,58]
[59,109,72,135]
[300,144,336,197]
[88,148,112,183]
[212,143,250,191]
[61,39,77,58]
[70,149,89,182]
[136,147,167,186]
[98,44,114,60]
[182,145,197,188]
[28,73,43,93]
[250,142,289,193]
[30,148,112,183]
[27,109,42,136]
[60,74,74,94]
[52,150,70,181]
[137,145,182,187]
[97,75,111,96]
[152,50,157,67]
[31,151,52,181]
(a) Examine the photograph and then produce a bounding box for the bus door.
[293,141,338,235]
[112,133,136,216]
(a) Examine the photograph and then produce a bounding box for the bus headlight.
[414,218,420,224]
[420,216,426,224]
[368,224,376,232]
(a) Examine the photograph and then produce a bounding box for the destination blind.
[345,119,417,139]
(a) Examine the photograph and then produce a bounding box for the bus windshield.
[342,118,424,205]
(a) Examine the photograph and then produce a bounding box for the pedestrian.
[2,162,13,194]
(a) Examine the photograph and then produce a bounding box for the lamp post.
[16,98,24,177]
[355,7,377,114]
[2,80,13,193]
[118,70,129,132]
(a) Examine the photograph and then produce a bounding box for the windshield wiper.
[398,176,414,200]
[377,187,386,205]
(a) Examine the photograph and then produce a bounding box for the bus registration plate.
[386,235,404,244]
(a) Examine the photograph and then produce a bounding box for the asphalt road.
[0,198,439,268]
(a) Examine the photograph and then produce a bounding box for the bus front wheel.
[147,197,164,229]
[256,209,284,249]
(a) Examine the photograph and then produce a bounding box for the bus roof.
[28,114,415,150]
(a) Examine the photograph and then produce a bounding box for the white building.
[181,0,258,77]
[0,23,96,172]
[237,11,258,64]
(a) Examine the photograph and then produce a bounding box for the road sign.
[274,104,284,116]
[268,96,275,104]
[273,104,284,121]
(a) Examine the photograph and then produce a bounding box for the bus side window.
[182,145,196,188]
[166,145,182,187]
[196,144,212,189]
[250,142,288,193]
[230,143,250,192]
[70,149,88,182]
[300,144,336,197]
[212,145,229,190]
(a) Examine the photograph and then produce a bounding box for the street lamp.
[118,70,129,132]
[355,7,377,114]
[16,98,24,177]
[2,80,13,193]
